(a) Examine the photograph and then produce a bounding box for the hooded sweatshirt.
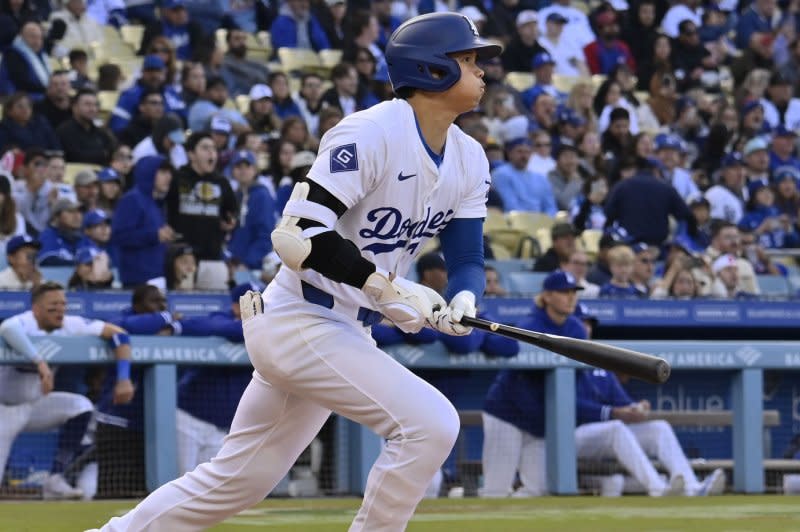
[111,155,169,286]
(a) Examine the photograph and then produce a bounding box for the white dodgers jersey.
[275,99,490,312]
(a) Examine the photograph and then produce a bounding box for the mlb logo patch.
[330,143,358,173]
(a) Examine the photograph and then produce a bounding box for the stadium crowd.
[0,0,797,502]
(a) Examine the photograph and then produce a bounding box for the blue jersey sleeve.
[438,217,485,303]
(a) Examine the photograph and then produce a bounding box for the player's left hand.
[429,291,476,336]
[113,379,135,404]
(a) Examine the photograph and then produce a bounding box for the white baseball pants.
[0,391,93,483]
[575,420,700,495]
[101,285,460,532]
[175,409,227,477]
[479,412,547,497]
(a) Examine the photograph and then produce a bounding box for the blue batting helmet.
[385,12,503,93]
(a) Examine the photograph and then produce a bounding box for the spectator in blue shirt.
[769,127,800,172]
[227,150,277,270]
[739,180,800,249]
[187,76,249,134]
[269,72,303,120]
[270,0,331,53]
[599,244,646,298]
[481,270,584,497]
[0,92,60,153]
[111,155,176,287]
[78,208,117,265]
[491,137,558,215]
[736,0,776,51]
[138,0,207,61]
[37,198,82,265]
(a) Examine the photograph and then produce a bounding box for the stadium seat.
[552,74,583,93]
[756,275,791,297]
[319,49,343,69]
[581,229,603,258]
[507,211,555,237]
[507,271,548,295]
[97,91,119,121]
[278,48,322,73]
[40,267,74,286]
[235,95,250,114]
[488,242,512,260]
[485,228,528,258]
[535,227,551,252]
[590,74,606,90]
[64,163,101,186]
[505,72,534,92]
[120,25,144,50]
[484,208,508,233]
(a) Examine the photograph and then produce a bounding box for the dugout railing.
[1,336,798,496]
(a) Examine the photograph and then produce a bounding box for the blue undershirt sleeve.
[438,217,485,304]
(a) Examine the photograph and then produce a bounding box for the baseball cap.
[631,242,650,255]
[532,52,555,70]
[6,235,40,255]
[143,54,166,71]
[516,10,538,27]
[551,222,578,239]
[773,165,800,182]
[770,71,792,86]
[712,253,738,274]
[161,0,186,8]
[167,129,186,145]
[210,116,232,135]
[230,281,261,302]
[74,169,98,187]
[232,150,256,166]
[721,152,744,168]
[97,167,120,183]
[290,151,316,171]
[458,5,486,23]
[774,124,796,138]
[546,12,568,24]
[248,84,273,101]
[75,247,97,265]
[747,179,769,199]
[675,96,696,117]
[554,142,579,158]
[740,99,763,116]
[83,208,110,228]
[743,137,769,157]
[505,136,533,150]
[51,198,80,218]
[542,270,583,291]
[654,133,684,152]
[416,252,446,279]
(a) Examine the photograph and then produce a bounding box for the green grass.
[2,496,799,531]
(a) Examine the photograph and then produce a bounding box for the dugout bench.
[454,410,787,496]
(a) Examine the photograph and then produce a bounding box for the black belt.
[300,281,383,327]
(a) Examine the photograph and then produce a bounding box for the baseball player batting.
[94,12,500,531]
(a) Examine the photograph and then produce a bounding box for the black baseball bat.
[460,315,671,384]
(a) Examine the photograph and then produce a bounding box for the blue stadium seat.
[39,266,74,286]
[507,271,549,295]
[756,275,791,297]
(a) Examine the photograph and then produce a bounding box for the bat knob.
[655,360,671,384]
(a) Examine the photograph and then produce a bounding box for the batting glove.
[240,290,264,321]
[363,270,446,333]
[430,290,475,336]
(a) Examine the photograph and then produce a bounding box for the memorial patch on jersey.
[330,144,358,173]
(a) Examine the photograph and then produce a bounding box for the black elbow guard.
[303,231,376,288]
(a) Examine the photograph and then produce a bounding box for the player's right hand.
[37,360,53,395]
[113,379,135,404]
[363,271,446,333]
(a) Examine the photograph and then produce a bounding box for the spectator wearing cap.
[599,245,645,298]
[174,282,261,474]
[210,115,233,153]
[538,0,595,49]
[97,168,123,214]
[769,127,800,172]
[68,247,113,290]
[540,11,588,77]
[0,21,51,101]
[500,10,546,73]
[739,180,800,249]
[0,92,61,153]
[534,222,579,272]
[705,153,746,223]
[132,113,188,169]
[704,221,760,295]
[246,85,281,139]
[295,73,324,136]
[414,252,447,295]
[583,11,635,76]
[37,198,82,265]
[270,0,331,53]
[109,55,186,134]
[13,147,53,235]
[139,0,205,61]
[220,28,271,97]
[743,136,770,185]
[56,89,117,165]
[78,207,117,266]
[165,242,197,290]
[710,254,755,299]
[526,92,558,134]
[653,133,700,202]
[73,169,100,213]
[117,89,165,149]
[604,161,695,246]
[670,19,714,91]
[492,137,558,216]
[187,76,249,134]
[0,235,42,289]
[774,166,800,220]
[676,196,712,251]
[226,150,276,270]
[481,270,584,498]
[48,0,103,54]
[112,156,176,287]
[761,72,800,131]
[548,144,582,210]
[268,72,304,121]
[522,52,566,108]
[739,100,769,141]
